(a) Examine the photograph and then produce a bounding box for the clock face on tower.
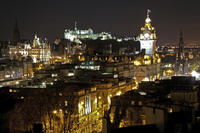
[144,32,150,39]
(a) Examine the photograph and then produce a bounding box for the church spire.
[179,29,184,45]
[12,17,20,44]
[179,29,184,52]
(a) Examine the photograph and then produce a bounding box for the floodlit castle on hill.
[64,22,113,42]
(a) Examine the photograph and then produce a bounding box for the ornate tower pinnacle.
[145,9,151,23]
[147,9,151,17]
[75,21,77,31]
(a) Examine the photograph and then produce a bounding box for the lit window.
[138,101,142,106]
[65,101,68,106]
[78,101,84,116]
[116,91,121,96]
[168,108,173,113]
[107,96,111,105]
[131,101,135,105]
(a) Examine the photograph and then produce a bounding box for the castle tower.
[139,9,156,56]
[12,18,21,44]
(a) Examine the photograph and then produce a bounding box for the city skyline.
[1,0,200,45]
[2,1,200,133]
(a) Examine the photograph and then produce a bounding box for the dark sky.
[1,0,200,45]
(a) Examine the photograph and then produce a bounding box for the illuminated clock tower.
[139,9,157,56]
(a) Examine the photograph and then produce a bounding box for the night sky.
[1,0,200,45]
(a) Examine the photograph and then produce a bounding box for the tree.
[189,58,200,71]
[104,98,127,132]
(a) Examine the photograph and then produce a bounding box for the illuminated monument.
[139,9,157,56]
